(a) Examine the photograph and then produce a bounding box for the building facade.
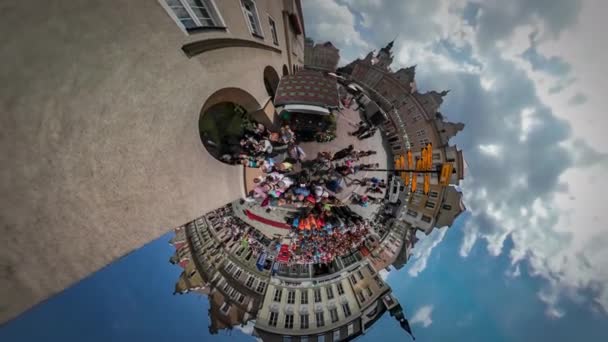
[255,259,392,342]
[169,201,414,340]
[304,39,341,72]
[343,41,467,235]
[1,0,306,322]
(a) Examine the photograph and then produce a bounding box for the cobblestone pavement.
[236,99,391,239]
[299,100,389,219]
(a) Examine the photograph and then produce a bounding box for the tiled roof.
[274,70,339,108]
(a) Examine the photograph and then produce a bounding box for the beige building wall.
[0,0,305,322]
[255,260,386,341]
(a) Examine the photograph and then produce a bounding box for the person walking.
[332,144,354,161]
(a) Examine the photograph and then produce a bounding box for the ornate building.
[305,38,341,72]
[170,201,416,341]
[342,41,467,235]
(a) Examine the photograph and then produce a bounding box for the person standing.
[287,143,307,163]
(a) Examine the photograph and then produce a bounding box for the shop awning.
[284,104,330,115]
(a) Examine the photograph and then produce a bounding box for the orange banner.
[439,163,453,186]
[407,150,413,169]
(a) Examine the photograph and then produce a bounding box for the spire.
[390,304,416,340]
[440,89,450,97]
[380,40,394,54]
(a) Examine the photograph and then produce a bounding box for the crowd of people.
[285,204,372,264]
[206,204,267,259]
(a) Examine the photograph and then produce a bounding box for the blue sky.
[2,1,608,341]
[2,217,606,341]
[300,0,608,340]
[0,233,253,342]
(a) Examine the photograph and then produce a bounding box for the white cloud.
[305,0,608,319]
[408,228,448,277]
[478,144,502,157]
[410,305,434,327]
[301,0,369,62]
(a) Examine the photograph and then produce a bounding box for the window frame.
[220,301,231,315]
[314,288,322,303]
[337,282,345,296]
[326,286,334,300]
[315,311,325,327]
[287,290,296,304]
[284,314,294,329]
[301,290,309,304]
[269,311,279,327]
[342,303,352,317]
[159,0,226,34]
[330,308,339,323]
[268,14,279,45]
[274,288,283,302]
[240,0,264,38]
[300,313,310,329]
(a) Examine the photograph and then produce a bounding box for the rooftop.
[274,70,339,108]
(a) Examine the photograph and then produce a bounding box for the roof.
[274,70,339,108]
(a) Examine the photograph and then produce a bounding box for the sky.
[2,1,608,341]
[300,0,608,339]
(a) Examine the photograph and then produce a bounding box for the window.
[342,303,352,317]
[326,286,334,300]
[350,274,358,285]
[301,290,309,304]
[268,16,279,45]
[357,270,364,280]
[443,204,453,211]
[284,314,294,329]
[421,215,432,223]
[366,287,373,297]
[220,302,231,315]
[274,288,283,302]
[430,191,438,198]
[316,311,325,327]
[357,291,365,302]
[241,0,263,37]
[333,330,341,340]
[225,263,234,272]
[330,308,339,323]
[416,129,426,137]
[366,264,375,275]
[223,283,230,292]
[407,209,418,217]
[314,288,322,303]
[420,138,430,146]
[347,323,354,336]
[318,335,325,342]
[246,276,254,288]
[256,281,266,293]
[238,294,245,303]
[287,291,296,304]
[337,282,345,295]
[162,0,223,31]
[412,114,422,122]
[234,269,242,279]
[374,275,384,288]
[269,312,278,327]
[300,314,309,329]
[433,153,441,160]
[425,201,435,209]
